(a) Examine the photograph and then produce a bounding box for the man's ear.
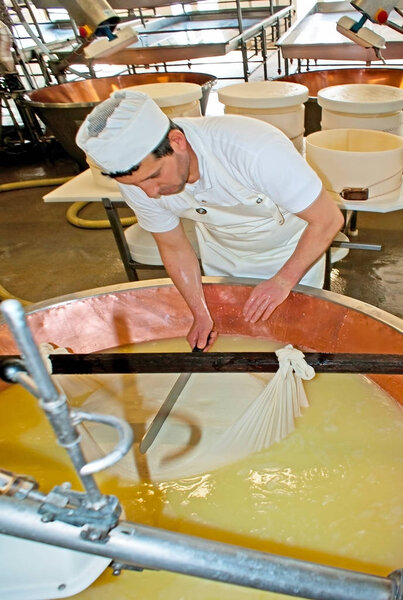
[168,129,187,151]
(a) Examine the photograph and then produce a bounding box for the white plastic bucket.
[305,128,403,200]
[217,81,309,153]
[318,84,403,135]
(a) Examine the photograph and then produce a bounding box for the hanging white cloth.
[211,344,315,462]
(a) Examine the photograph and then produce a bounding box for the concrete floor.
[1,52,402,319]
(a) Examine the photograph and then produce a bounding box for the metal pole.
[102,198,139,281]
[0,300,105,507]
[0,496,400,600]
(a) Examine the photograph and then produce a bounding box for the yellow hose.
[66,201,137,229]
[1,177,137,230]
[0,177,73,192]
[0,284,32,306]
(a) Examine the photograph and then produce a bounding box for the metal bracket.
[39,482,121,542]
[0,357,27,384]
[388,569,403,600]
[0,469,38,499]
[110,561,145,576]
[70,409,134,476]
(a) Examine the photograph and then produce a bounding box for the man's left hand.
[243,277,291,323]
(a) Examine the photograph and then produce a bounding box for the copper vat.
[0,277,402,597]
[276,68,403,135]
[0,278,402,403]
[24,72,217,166]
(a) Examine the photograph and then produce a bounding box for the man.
[76,90,344,350]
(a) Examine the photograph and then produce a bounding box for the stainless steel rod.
[0,495,398,600]
[0,300,104,506]
[1,300,60,404]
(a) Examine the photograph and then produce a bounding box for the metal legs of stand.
[324,239,382,291]
[324,247,332,291]
[102,198,139,281]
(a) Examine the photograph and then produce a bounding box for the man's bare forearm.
[153,224,215,349]
[276,187,344,288]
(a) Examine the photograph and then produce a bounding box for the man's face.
[114,131,191,198]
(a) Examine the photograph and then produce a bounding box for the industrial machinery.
[0,280,402,600]
[337,0,403,55]
[54,0,138,61]
[0,0,138,160]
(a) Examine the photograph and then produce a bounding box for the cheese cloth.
[50,345,314,483]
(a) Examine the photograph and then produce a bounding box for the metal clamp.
[39,482,121,542]
[71,410,134,476]
[389,569,403,600]
[0,469,38,499]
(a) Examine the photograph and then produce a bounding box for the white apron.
[178,148,325,288]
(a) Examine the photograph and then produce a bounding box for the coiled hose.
[66,201,136,229]
[0,176,137,304]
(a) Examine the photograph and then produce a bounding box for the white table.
[44,169,403,288]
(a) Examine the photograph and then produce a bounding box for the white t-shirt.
[118,115,322,233]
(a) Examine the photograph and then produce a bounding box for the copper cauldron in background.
[276,68,403,135]
[23,72,217,167]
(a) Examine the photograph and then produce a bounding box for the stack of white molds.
[125,219,200,265]
[218,81,309,153]
[126,82,202,118]
[318,84,403,136]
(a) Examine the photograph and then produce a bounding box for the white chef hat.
[76,90,170,174]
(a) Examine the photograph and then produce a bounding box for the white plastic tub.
[318,84,403,135]
[305,128,403,200]
[218,81,309,153]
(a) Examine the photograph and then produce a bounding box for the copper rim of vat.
[0,278,402,404]
[275,68,403,100]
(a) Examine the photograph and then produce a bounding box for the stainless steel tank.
[276,68,403,135]
[23,72,217,167]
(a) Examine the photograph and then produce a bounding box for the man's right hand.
[187,315,218,351]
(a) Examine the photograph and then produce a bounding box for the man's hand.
[243,187,344,324]
[243,276,291,323]
[187,315,218,351]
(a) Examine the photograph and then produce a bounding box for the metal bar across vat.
[1,352,402,376]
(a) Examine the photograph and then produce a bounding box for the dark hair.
[104,120,184,179]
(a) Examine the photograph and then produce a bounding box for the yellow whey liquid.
[0,335,402,600]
